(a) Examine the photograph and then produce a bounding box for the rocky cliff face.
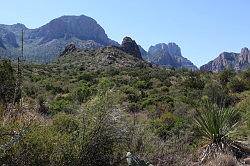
[138,45,148,60]
[121,37,142,59]
[29,15,110,45]
[0,28,18,48]
[147,43,197,70]
[0,15,115,62]
[200,47,250,72]
[0,38,5,49]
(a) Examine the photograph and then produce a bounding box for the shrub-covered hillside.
[0,46,250,166]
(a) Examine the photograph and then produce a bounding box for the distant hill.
[200,47,250,72]
[58,43,151,71]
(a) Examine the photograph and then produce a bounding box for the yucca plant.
[194,103,241,162]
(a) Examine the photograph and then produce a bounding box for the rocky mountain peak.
[241,47,249,54]
[30,15,110,45]
[201,47,250,72]
[239,47,250,65]
[147,43,197,70]
[121,37,142,59]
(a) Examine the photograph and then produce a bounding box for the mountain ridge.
[200,47,250,72]
[0,15,116,62]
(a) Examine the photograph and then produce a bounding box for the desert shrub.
[133,80,152,90]
[227,77,247,93]
[97,77,115,91]
[127,102,142,113]
[203,81,228,107]
[0,125,77,166]
[77,91,129,166]
[121,85,141,102]
[23,83,38,98]
[74,83,93,103]
[53,113,79,134]
[105,67,120,76]
[219,69,236,87]
[240,69,250,89]
[37,96,49,114]
[151,112,184,139]
[44,83,64,95]
[182,72,205,90]
[49,98,74,115]
[0,60,16,105]
[142,95,174,108]
[77,72,95,83]
[30,75,43,82]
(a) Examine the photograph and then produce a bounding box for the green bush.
[121,85,141,102]
[151,112,184,139]
[0,60,16,105]
[227,77,247,93]
[49,98,74,115]
[203,81,227,107]
[133,80,152,90]
[219,69,235,87]
[0,125,77,166]
[53,113,79,134]
[77,72,95,83]
[127,102,142,113]
[74,83,93,103]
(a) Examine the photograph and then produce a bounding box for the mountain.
[146,43,197,70]
[0,14,197,69]
[200,47,250,72]
[0,15,118,62]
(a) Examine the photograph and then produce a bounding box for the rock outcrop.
[121,37,142,59]
[60,44,78,56]
[147,43,197,70]
[200,47,250,72]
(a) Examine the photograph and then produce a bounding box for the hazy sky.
[1,0,250,67]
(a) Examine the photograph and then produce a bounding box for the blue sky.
[1,0,250,67]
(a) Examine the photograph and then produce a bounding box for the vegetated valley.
[0,15,250,166]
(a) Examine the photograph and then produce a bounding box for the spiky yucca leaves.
[195,107,239,143]
[194,104,240,162]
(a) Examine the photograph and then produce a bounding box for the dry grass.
[204,154,240,166]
